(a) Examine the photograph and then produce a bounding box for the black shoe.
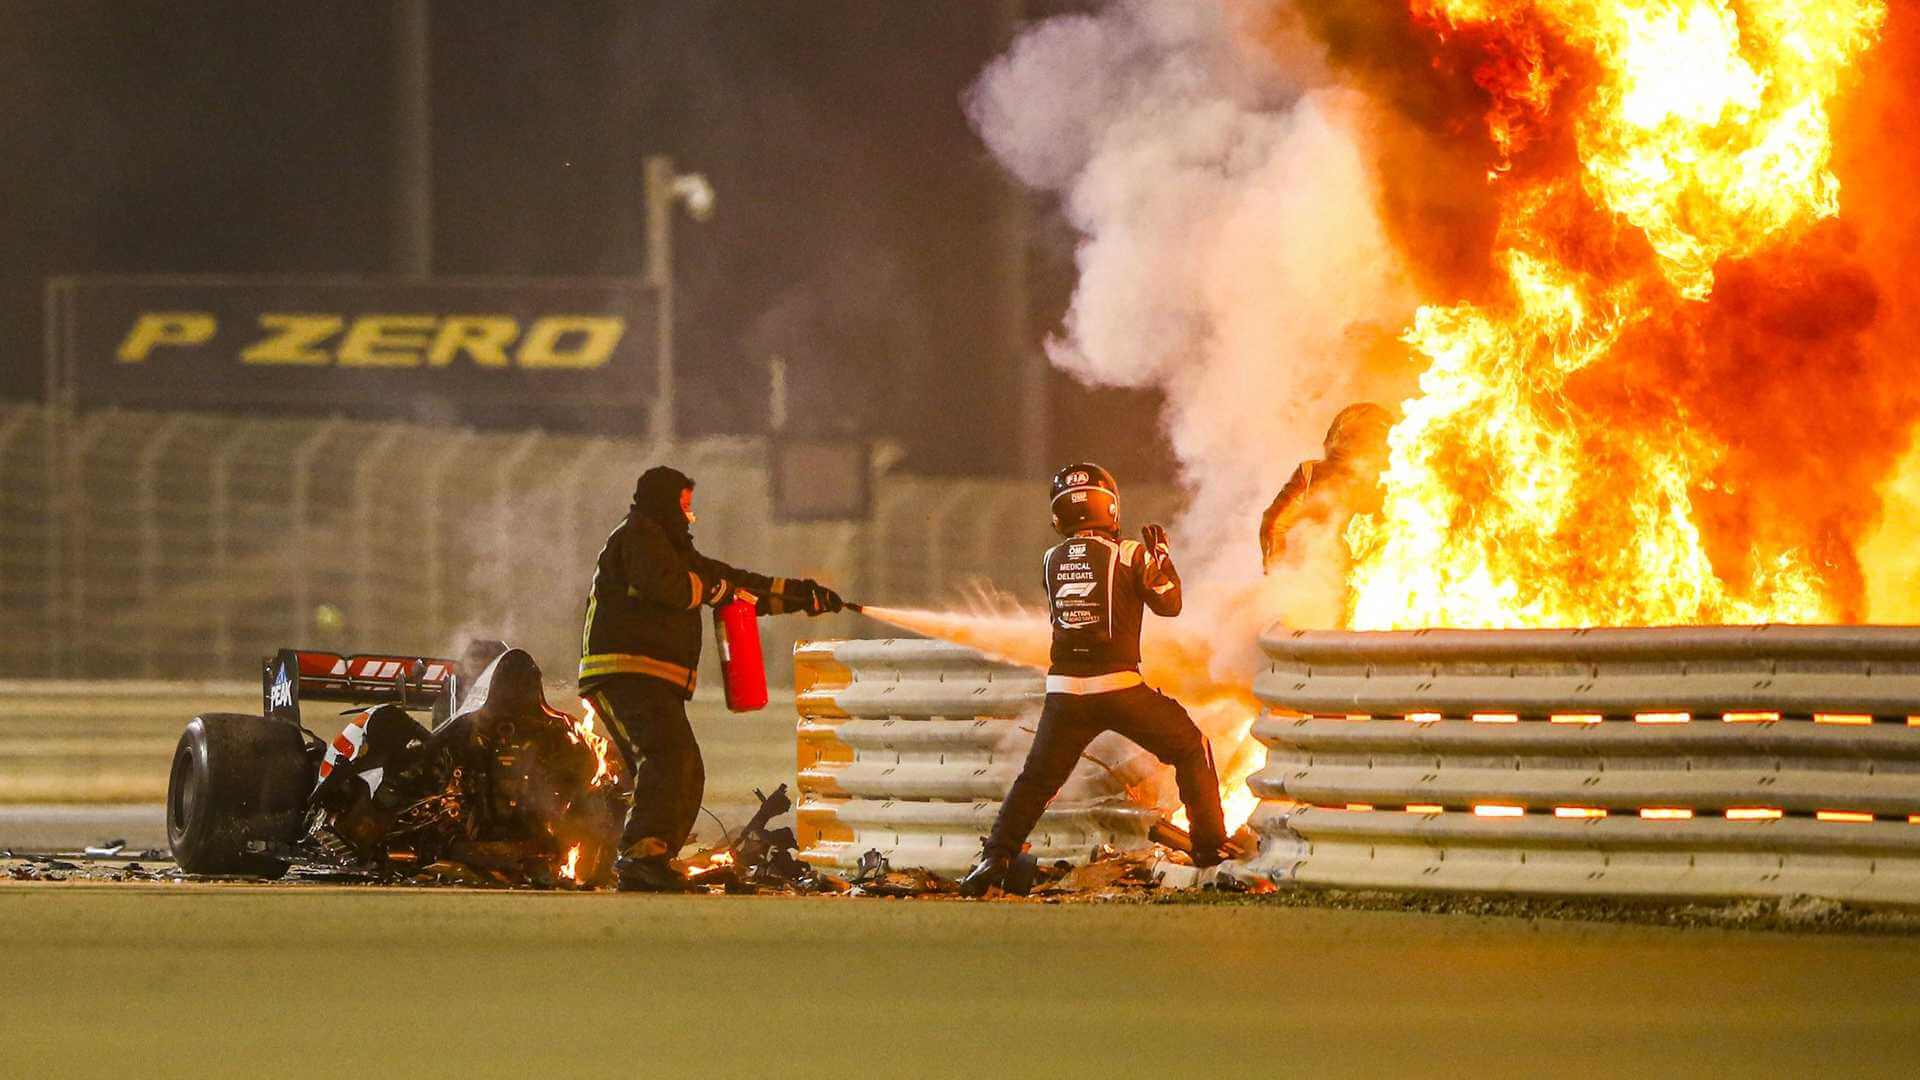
[616,855,699,893]
[957,852,1012,898]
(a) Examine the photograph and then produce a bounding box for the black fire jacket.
[578,512,809,698]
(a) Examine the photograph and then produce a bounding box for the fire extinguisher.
[713,598,768,713]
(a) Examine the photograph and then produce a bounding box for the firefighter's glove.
[803,581,846,616]
[1141,523,1172,558]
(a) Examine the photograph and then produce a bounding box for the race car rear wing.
[263,648,459,726]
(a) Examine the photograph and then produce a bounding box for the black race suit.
[579,469,816,860]
[983,530,1226,861]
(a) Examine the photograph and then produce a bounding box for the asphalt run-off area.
[9,685,1920,1077]
[4,882,1920,1078]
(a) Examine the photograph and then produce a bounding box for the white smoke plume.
[964,0,1419,668]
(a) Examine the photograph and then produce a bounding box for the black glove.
[805,582,846,616]
[1141,523,1171,556]
[704,576,740,607]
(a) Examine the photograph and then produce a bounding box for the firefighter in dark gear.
[1259,402,1393,572]
[580,465,844,892]
[958,463,1226,897]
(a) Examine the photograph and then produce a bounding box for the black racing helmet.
[1049,462,1120,537]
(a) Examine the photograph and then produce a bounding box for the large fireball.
[1347,0,1887,629]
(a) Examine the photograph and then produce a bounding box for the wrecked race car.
[165,640,626,886]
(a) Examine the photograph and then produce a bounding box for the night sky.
[0,0,1171,477]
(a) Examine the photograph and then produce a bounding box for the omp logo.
[1067,543,1088,558]
[268,673,295,711]
[1055,581,1097,599]
[115,313,627,369]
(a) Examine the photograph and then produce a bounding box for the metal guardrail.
[1247,626,1920,906]
[793,638,1160,874]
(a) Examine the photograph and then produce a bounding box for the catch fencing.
[792,638,1160,874]
[1247,626,1920,906]
[0,403,1178,683]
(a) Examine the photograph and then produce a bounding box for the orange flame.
[570,700,620,788]
[559,844,582,882]
[1348,0,1886,629]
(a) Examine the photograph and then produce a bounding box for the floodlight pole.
[645,155,714,445]
[392,0,433,278]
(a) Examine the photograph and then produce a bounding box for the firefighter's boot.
[957,851,1012,898]
[616,853,699,893]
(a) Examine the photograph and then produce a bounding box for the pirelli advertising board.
[46,276,654,416]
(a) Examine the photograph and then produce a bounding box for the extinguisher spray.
[713,598,769,713]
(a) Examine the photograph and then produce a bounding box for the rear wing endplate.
[263,648,458,725]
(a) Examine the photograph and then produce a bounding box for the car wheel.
[166,714,313,878]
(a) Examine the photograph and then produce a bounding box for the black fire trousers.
[582,675,704,860]
[985,684,1225,861]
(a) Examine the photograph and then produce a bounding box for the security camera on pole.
[644,155,715,446]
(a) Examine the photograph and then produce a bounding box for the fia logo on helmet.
[1065,471,1090,486]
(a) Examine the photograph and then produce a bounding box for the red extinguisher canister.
[713,598,769,713]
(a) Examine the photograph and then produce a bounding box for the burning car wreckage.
[166,641,632,887]
[157,639,1247,897]
[164,640,837,890]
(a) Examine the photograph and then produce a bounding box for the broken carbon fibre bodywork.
[166,640,625,885]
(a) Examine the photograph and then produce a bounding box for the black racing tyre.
[166,714,313,878]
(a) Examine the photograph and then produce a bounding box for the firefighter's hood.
[632,465,695,545]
